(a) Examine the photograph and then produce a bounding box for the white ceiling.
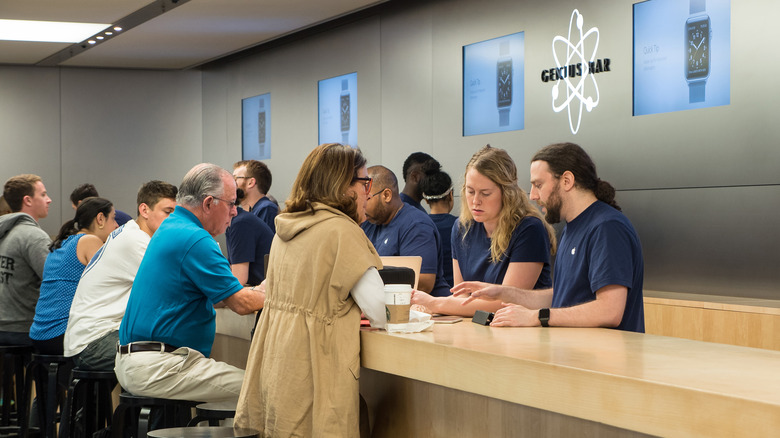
[0,0,386,70]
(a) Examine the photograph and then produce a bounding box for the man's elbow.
[601,308,624,328]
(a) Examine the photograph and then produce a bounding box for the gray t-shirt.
[0,213,51,333]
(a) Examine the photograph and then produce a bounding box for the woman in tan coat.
[235,143,386,437]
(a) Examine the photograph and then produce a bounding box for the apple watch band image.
[340,78,350,144]
[496,40,512,127]
[685,0,709,103]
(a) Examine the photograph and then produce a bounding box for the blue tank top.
[29,233,88,340]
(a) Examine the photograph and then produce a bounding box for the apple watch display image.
[685,1,710,103]
[633,0,730,116]
[463,32,525,136]
[318,72,357,146]
[241,92,271,160]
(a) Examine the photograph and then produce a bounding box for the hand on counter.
[491,303,538,327]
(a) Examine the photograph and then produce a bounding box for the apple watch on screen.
[340,79,350,144]
[685,0,710,103]
[496,40,512,127]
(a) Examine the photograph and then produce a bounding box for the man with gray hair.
[116,163,265,402]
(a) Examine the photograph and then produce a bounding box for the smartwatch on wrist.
[538,308,550,327]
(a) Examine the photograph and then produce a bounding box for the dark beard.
[544,186,563,224]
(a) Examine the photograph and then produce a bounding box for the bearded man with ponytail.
[453,142,645,332]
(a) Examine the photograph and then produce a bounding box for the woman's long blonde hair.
[458,145,557,263]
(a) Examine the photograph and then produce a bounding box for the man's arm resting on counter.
[491,284,627,328]
[223,285,265,315]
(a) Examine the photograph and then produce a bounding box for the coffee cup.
[384,284,412,333]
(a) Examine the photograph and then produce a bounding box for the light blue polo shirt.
[119,206,243,357]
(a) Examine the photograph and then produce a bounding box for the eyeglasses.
[353,177,373,195]
[369,188,387,199]
[212,196,238,209]
[233,176,247,181]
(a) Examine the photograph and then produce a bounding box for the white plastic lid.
[384,284,413,293]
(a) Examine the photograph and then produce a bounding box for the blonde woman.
[412,145,556,316]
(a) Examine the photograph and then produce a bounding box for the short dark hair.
[532,142,621,211]
[70,183,99,206]
[402,152,440,182]
[235,160,272,194]
[137,180,178,212]
[3,174,42,212]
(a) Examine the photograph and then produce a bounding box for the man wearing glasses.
[232,160,278,232]
[361,165,451,297]
[116,163,265,402]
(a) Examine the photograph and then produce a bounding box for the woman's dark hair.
[51,197,113,251]
[532,142,621,211]
[419,170,453,203]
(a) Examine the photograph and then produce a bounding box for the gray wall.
[0,65,202,234]
[1,0,778,299]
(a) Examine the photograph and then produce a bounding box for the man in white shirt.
[63,180,177,370]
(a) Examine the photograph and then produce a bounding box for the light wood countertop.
[360,322,780,437]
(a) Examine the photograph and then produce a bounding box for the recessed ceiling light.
[0,19,110,43]
[105,32,113,36]
[113,27,123,32]
[88,40,96,45]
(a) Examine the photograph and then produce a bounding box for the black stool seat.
[60,368,118,438]
[187,401,237,427]
[0,345,32,433]
[25,353,73,438]
[112,392,202,438]
[148,427,258,438]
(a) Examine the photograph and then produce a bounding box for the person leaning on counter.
[454,142,645,333]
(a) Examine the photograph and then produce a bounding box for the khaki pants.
[115,346,244,402]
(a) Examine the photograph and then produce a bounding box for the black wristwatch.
[538,308,550,327]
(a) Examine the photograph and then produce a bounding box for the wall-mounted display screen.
[463,32,525,136]
[242,93,271,160]
[633,0,730,116]
[318,72,357,146]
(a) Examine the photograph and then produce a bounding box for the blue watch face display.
[463,32,525,136]
[241,93,271,160]
[686,17,710,79]
[497,59,513,107]
[340,94,350,131]
[318,72,357,146]
[633,0,731,116]
[258,111,266,144]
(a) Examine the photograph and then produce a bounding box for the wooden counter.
[359,322,780,437]
[644,290,780,350]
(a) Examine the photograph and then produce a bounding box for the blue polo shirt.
[452,216,551,289]
[119,206,243,356]
[399,193,425,212]
[226,207,273,285]
[361,203,450,296]
[552,201,645,333]
[430,213,457,287]
[251,196,278,233]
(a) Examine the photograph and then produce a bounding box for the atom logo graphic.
[551,9,600,134]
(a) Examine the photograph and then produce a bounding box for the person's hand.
[254,280,267,294]
[411,290,435,314]
[451,281,504,304]
[490,303,538,327]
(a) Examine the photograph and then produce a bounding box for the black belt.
[117,342,179,354]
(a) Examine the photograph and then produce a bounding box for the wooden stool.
[59,368,118,438]
[0,345,32,434]
[24,353,73,438]
[112,392,200,438]
[148,427,258,438]
[187,401,236,427]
